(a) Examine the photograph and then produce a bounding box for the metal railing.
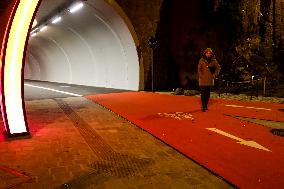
[215,76,269,100]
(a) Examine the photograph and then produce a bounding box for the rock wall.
[115,0,284,90]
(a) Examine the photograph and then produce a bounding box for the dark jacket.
[198,57,221,86]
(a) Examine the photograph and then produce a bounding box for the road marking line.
[206,128,271,152]
[225,104,271,111]
[24,84,83,97]
[60,85,71,88]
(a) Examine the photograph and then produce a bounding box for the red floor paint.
[0,122,5,141]
[86,92,284,189]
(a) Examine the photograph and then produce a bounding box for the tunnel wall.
[114,0,164,90]
[25,0,139,90]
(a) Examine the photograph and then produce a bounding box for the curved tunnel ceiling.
[25,0,139,90]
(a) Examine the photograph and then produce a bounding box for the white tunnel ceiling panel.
[38,25,96,86]
[24,52,40,80]
[25,0,139,90]
[27,37,72,83]
[86,1,140,89]
[62,7,128,88]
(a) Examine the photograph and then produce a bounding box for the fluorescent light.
[39,25,47,32]
[32,19,37,27]
[31,28,38,34]
[69,2,84,13]
[31,32,37,37]
[51,16,62,24]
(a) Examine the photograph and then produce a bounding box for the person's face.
[205,51,212,58]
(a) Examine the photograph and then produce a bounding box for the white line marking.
[206,128,271,152]
[225,104,271,111]
[24,84,82,97]
[60,86,71,88]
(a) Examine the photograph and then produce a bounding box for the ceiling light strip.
[69,2,84,13]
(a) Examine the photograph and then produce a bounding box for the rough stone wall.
[235,0,283,81]
[276,0,284,72]
[276,0,284,48]
[113,0,283,90]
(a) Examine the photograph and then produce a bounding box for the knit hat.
[202,48,215,58]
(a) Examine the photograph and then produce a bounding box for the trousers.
[200,86,211,108]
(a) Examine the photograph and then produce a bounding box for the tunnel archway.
[25,0,140,91]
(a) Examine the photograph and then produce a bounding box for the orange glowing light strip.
[2,0,41,137]
[0,1,19,133]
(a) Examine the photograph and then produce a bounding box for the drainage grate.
[270,129,284,137]
[54,99,153,178]
[92,153,153,177]
[55,98,114,158]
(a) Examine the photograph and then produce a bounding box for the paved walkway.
[0,97,232,189]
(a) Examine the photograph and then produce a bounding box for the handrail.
[215,76,267,99]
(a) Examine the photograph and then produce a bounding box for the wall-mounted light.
[39,25,47,32]
[32,19,38,27]
[68,2,84,13]
[51,16,62,24]
[30,32,37,37]
[31,27,38,33]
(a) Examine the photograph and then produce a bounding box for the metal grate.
[55,99,153,178]
[91,153,153,177]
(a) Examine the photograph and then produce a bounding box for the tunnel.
[25,0,140,91]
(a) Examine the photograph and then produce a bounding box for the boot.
[205,105,208,110]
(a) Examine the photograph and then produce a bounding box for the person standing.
[198,48,221,112]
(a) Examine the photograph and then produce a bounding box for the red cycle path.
[86,92,284,189]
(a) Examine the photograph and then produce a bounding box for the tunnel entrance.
[25,0,140,91]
